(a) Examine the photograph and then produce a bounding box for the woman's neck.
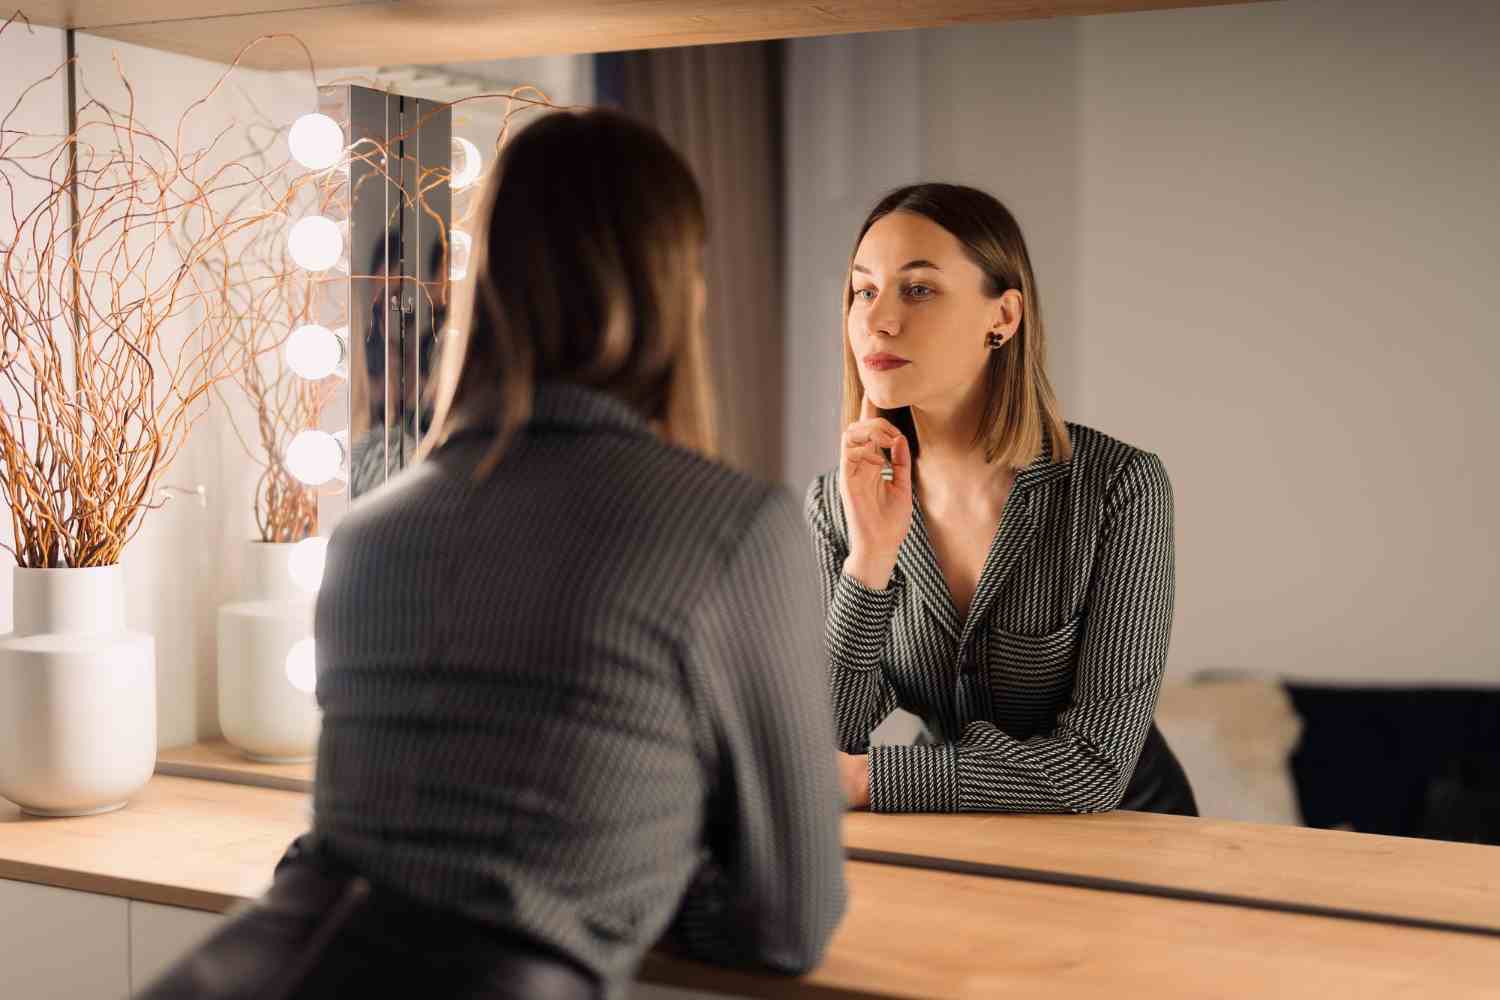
[910,388,1013,509]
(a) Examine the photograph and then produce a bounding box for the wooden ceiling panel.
[16,0,388,32]
[74,0,1262,71]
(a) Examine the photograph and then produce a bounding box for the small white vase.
[0,566,157,816]
[217,542,320,763]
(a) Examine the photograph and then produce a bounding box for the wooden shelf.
[16,1,1264,71]
[155,741,314,794]
[3,775,1497,997]
[843,809,1500,935]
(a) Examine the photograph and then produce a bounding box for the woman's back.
[312,381,845,992]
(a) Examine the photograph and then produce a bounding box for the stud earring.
[985,330,1005,350]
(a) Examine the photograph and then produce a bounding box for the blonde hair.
[841,183,1071,470]
[423,110,717,477]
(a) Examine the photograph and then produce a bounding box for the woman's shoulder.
[1062,421,1167,478]
[1061,421,1171,503]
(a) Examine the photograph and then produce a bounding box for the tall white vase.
[0,566,157,817]
[217,542,320,763]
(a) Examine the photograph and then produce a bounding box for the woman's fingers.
[842,441,890,471]
[844,419,904,447]
[888,430,913,491]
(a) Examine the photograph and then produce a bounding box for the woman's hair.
[423,109,717,476]
[841,183,1071,470]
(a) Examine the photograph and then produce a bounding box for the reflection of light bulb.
[451,136,482,190]
[288,216,342,272]
[284,638,317,693]
[289,113,344,170]
[288,536,328,594]
[450,230,471,280]
[285,324,345,380]
[285,430,344,485]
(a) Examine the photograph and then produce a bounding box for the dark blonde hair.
[424,109,717,476]
[841,183,1071,470]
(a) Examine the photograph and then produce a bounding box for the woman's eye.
[853,287,876,302]
[906,284,934,299]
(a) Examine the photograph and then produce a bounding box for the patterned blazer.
[805,422,1178,814]
[313,382,846,997]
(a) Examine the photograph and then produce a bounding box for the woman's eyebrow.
[852,259,942,275]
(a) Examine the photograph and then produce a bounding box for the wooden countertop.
[3,776,1497,998]
[844,810,1500,933]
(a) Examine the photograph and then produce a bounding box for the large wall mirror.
[361,0,1499,848]
[44,2,1495,849]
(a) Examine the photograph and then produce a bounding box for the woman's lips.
[864,354,911,371]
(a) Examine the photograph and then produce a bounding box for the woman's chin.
[864,389,908,412]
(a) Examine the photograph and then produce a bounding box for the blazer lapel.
[896,502,963,642]
[957,490,1039,657]
[956,431,1073,655]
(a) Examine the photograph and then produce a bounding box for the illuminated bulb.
[451,136,482,190]
[449,230,471,280]
[288,216,342,272]
[288,536,328,594]
[288,113,344,171]
[285,324,345,380]
[285,430,344,486]
[284,638,317,693]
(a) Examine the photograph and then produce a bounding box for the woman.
[145,111,845,1000]
[807,183,1197,816]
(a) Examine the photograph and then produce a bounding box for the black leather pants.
[1119,723,1199,816]
[138,835,602,1000]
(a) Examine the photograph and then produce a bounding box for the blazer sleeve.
[868,452,1175,814]
[804,475,901,754]
[663,487,848,973]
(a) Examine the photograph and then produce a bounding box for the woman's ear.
[986,289,1025,344]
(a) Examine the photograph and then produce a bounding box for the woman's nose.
[866,300,900,338]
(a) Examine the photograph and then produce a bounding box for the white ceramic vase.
[217,542,320,763]
[0,566,157,816]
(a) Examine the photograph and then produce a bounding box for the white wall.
[0,25,70,638]
[0,36,594,751]
[785,0,1500,685]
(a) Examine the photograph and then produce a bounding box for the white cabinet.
[0,878,130,1000]
[0,879,226,999]
[128,900,224,994]
[0,879,740,1000]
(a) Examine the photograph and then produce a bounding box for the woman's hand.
[839,395,913,590]
[837,752,870,810]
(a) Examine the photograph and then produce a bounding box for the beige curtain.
[614,43,784,481]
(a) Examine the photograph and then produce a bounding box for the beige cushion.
[1154,677,1304,826]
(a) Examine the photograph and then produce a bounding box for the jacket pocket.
[987,613,1085,731]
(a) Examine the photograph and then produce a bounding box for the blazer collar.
[896,427,1072,645]
[529,381,653,437]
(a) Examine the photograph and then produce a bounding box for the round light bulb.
[285,324,344,380]
[288,536,328,594]
[288,113,344,171]
[449,230,471,281]
[288,216,342,272]
[285,430,344,485]
[284,638,317,694]
[451,136,482,190]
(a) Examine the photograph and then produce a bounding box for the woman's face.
[847,211,1020,413]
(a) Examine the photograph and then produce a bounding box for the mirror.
[55,3,1493,847]
[381,1,1497,846]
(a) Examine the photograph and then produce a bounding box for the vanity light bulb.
[285,324,345,380]
[285,430,344,486]
[288,536,329,594]
[288,113,344,171]
[449,230,471,281]
[451,136,482,190]
[284,638,317,694]
[288,216,342,272]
